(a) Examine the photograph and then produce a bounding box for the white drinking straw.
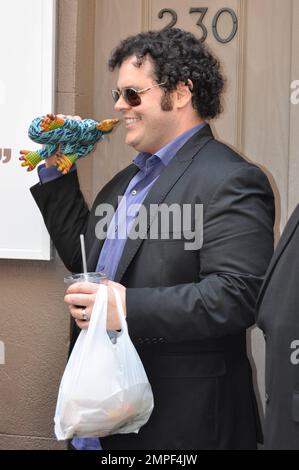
[80,234,88,274]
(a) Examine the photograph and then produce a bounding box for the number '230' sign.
[158,7,238,43]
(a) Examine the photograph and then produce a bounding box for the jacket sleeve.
[30,171,90,273]
[126,165,275,342]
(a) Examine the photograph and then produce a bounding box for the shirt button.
[115,225,118,232]
[131,190,137,196]
[265,392,270,404]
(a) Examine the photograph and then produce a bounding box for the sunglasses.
[111,82,166,107]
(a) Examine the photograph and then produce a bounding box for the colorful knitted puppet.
[19,114,119,174]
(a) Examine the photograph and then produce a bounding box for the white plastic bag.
[54,284,154,440]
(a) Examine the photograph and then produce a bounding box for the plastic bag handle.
[86,284,128,346]
[111,286,128,334]
[87,283,108,336]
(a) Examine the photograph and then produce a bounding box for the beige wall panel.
[0,435,66,450]
[288,0,299,216]
[76,0,96,96]
[243,0,293,419]
[0,259,69,447]
[242,0,292,232]
[57,0,78,93]
[92,0,142,196]
[56,91,76,115]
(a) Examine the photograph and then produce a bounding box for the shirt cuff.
[37,163,76,184]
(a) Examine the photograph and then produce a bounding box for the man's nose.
[114,95,131,112]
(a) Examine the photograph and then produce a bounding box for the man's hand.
[44,153,58,168]
[64,279,126,330]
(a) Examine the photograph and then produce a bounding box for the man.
[256,206,299,449]
[31,28,275,449]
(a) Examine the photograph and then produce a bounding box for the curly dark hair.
[108,28,224,119]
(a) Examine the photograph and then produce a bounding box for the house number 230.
[158,7,238,43]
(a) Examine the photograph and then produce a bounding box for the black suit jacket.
[31,125,275,449]
[256,204,299,449]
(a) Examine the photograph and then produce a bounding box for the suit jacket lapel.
[256,204,299,309]
[114,125,214,283]
[87,164,139,271]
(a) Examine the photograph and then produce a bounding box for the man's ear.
[175,80,193,108]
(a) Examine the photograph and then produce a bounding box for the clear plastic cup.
[64,271,107,285]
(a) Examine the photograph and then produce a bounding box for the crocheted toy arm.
[19,144,58,171]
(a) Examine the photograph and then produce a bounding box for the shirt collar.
[133,122,206,172]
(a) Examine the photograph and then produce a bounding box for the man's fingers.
[64,293,91,307]
[66,281,99,294]
[69,305,91,321]
[75,318,89,330]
